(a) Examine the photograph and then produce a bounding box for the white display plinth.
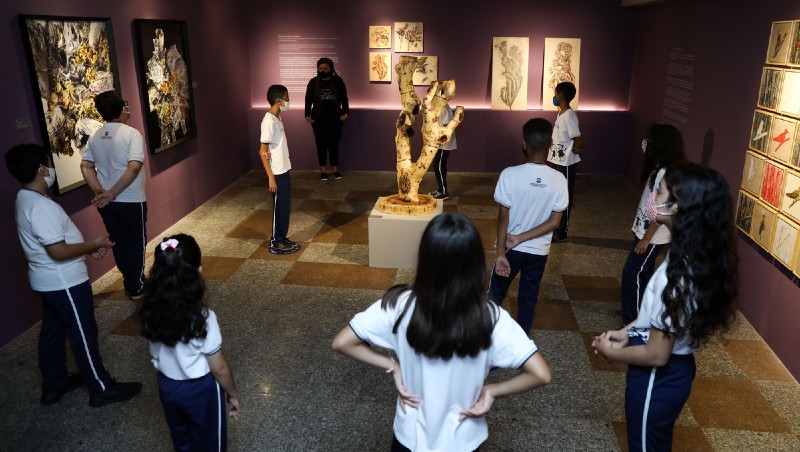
[368,198,444,269]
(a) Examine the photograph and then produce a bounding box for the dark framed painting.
[18,15,120,194]
[133,19,196,154]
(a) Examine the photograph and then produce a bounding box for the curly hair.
[139,234,207,347]
[382,213,496,360]
[661,163,739,347]
[640,124,685,189]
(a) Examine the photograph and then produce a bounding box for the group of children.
[7,79,739,451]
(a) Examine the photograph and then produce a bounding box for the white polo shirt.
[149,309,223,380]
[260,112,292,175]
[548,108,581,166]
[83,122,146,202]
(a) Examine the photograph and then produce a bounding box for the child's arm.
[594,327,674,367]
[459,352,552,420]
[258,144,277,193]
[495,206,511,276]
[46,235,114,261]
[635,222,660,254]
[572,136,584,154]
[207,350,240,416]
[505,210,563,250]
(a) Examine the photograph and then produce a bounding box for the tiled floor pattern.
[1,170,798,451]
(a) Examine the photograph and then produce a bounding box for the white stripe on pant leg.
[272,192,278,245]
[216,381,222,452]
[65,286,105,392]
[437,152,445,193]
[137,203,146,290]
[641,367,657,452]
[635,244,658,316]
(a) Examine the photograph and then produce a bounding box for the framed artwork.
[789,21,800,67]
[778,69,800,118]
[369,52,392,82]
[781,170,800,222]
[491,37,529,110]
[133,20,196,154]
[751,200,777,251]
[412,56,438,86]
[768,115,796,163]
[761,161,786,209]
[791,135,800,169]
[369,25,392,49]
[749,109,773,154]
[741,151,765,195]
[757,67,782,111]
[795,230,800,278]
[18,14,120,195]
[766,20,794,65]
[736,190,757,236]
[542,37,581,111]
[771,214,800,268]
[394,22,423,52]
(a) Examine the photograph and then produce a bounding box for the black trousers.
[551,163,576,234]
[311,116,343,167]
[432,149,450,194]
[98,201,147,295]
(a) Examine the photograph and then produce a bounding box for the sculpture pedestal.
[368,197,443,268]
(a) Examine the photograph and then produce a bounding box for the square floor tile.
[249,241,307,260]
[562,275,620,302]
[687,377,792,432]
[201,256,247,280]
[313,213,369,244]
[226,209,273,239]
[217,185,247,197]
[110,312,141,337]
[296,199,343,212]
[532,298,579,331]
[582,333,629,372]
[613,422,712,452]
[723,339,796,382]
[281,261,396,290]
[457,193,495,206]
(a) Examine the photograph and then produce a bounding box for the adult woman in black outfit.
[305,57,349,181]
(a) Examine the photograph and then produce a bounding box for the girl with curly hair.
[593,163,739,451]
[139,234,240,451]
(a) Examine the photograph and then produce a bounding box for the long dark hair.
[139,234,208,347]
[641,124,685,189]
[381,213,495,360]
[661,163,738,347]
[314,57,340,102]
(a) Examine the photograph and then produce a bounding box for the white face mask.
[43,166,56,188]
[279,100,290,112]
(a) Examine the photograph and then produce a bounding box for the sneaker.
[269,240,300,255]
[41,373,83,405]
[333,171,342,180]
[283,238,301,250]
[552,230,567,243]
[89,380,142,408]
[125,290,145,301]
[429,191,449,200]
[320,172,329,182]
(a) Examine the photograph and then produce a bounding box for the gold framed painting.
[781,169,800,222]
[768,115,796,163]
[394,22,423,52]
[491,37,529,111]
[741,151,766,195]
[736,189,757,236]
[542,37,581,111]
[751,200,777,251]
[766,20,794,65]
[771,214,800,268]
[761,160,787,209]
[778,69,800,118]
[369,52,391,82]
[757,67,783,111]
[412,56,438,86]
[369,25,391,49]
[749,109,773,154]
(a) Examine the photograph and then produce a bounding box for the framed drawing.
[778,69,800,118]
[789,21,800,67]
[757,67,782,111]
[542,37,581,111]
[741,151,765,195]
[736,189,757,236]
[491,37,529,111]
[369,52,391,82]
[751,200,777,251]
[795,234,800,277]
[369,25,392,49]
[18,15,120,194]
[394,22,423,52]
[768,115,796,163]
[766,20,794,65]
[749,110,773,154]
[412,56,438,86]
[771,214,799,268]
[791,135,800,169]
[761,161,786,209]
[133,20,196,154]
[781,169,800,222]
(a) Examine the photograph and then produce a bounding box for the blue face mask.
[552,95,559,107]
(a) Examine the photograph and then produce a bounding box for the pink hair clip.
[160,238,179,251]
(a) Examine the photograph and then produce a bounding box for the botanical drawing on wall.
[757,68,782,111]
[741,151,765,195]
[412,56,438,86]
[751,200,776,250]
[736,190,756,236]
[789,21,800,67]
[369,52,391,82]
[369,26,391,49]
[768,115,796,163]
[491,37,529,110]
[394,22,423,52]
[133,20,196,154]
[542,37,581,111]
[18,15,119,194]
[761,161,786,209]
[771,215,799,268]
[766,20,793,65]
[750,110,773,154]
[778,70,800,118]
[781,170,800,222]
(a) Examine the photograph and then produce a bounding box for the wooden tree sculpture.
[377,56,465,215]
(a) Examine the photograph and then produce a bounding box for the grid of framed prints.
[741,19,800,275]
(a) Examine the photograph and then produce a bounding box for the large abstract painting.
[542,37,581,111]
[491,37,529,111]
[18,15,120,194]
[766,20,794,65]
[133,20,196,153]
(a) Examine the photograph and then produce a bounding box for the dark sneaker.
[430,191,449,200]
[283,239,300,250]
[333,171,342,180]
[41,373,83,405]
[89,381,142,408]
[552,230,567,243]
[269,240,300,255]
[125,290,145,301]
[320,172,329,182]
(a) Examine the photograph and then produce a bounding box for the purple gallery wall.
[0,0,251,346]
[244,0,637,174]
[626,0,800,379]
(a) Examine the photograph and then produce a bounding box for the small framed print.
[768,115,796,163]
[750,110,773,154]
[794,231,800,278]
[369,52,392,82]
[789,21,800,67]
[751,200,777,251]
[761,160,787,209]
[778,69,800,118]
[369,26,391,49]
[766,20,794,65]
[757,67,783,111]
[394,22,423,52]
[781,169,800,222]
[791,135,800,169]
[412,56,438,86]
[741,151,766,195]
[771,214,799,268]
[736,189,757,236]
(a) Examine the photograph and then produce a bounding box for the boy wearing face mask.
[260,84,300,255]
[304,57,349,181]
[5,143,142,407]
